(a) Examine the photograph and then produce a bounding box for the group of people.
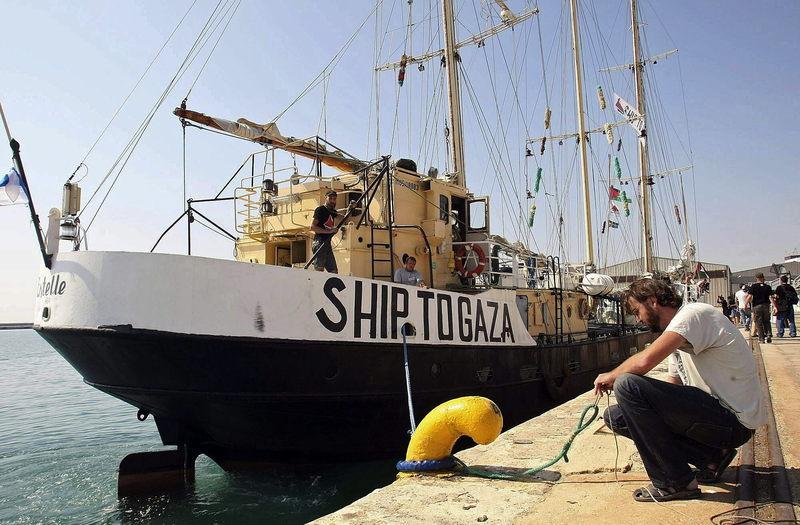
[309,190,427,288]
[720,273,798,342]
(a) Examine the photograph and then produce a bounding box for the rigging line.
[69,0,202,183]
[459,65,526,241]
[81,0,233,230]
[79,0,228,218]
[184,0,241,100]
[459,67,527,246]
[271,1,382,124]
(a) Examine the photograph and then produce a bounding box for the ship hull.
[36,326,650,462]
[33,251,651,464]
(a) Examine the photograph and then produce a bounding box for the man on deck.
[594,278,765,503]
[310,190,339,274]
[394,255,427,287]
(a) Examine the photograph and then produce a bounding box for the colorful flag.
[0,167,27,206]
[609,185,620,200]
[611,204,619,214]
[608,220,619,229]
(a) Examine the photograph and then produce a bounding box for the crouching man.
[594,278,765,502]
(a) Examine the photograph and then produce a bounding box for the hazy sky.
[2,1,799,323]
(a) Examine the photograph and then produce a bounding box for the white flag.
[613,94,645,135]
[0,167,27,206]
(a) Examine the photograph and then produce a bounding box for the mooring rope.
[452,394,601,480]
[401,325,417,434]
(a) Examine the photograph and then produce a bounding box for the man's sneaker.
[766,336,772,343]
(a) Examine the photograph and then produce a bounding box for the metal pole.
[441,0,467,187]
[1,102,51,268]
[568,0,594,269]
[631,0,654,274]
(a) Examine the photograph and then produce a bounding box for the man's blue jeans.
[603,374,752,489]
[740,308,751,329]
[776,309,796,337]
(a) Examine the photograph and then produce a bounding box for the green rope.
[455,400,600,481]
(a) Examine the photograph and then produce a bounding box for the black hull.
[36,327,652,463]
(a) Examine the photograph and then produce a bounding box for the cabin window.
[439,195,450,222]
[468,198,488,232]
[516,295,529,327]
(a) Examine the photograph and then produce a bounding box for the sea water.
[0,330,395,524]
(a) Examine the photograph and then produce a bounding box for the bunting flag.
[611,204,619,214]
[601,220,607,234]
[609,185,620,200]
[534,167,542,193]
[0,167,28,206]
[614,156,622,181]
[608,220,619,229]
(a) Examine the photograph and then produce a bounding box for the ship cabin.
[227,139,622,345]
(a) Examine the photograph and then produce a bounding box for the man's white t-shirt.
[666,302,766,429]
[735,289,748,309]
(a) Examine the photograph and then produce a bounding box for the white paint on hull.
[34,251,535,347]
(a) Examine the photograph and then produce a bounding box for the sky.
[2,0,799,323]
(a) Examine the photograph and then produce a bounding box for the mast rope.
[68,0,200,184]
[270,2,382,124]
[79,0,238,233]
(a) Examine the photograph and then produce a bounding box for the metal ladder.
[548,255,564,343]
[368,167,395,281]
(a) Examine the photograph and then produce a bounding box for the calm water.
[0,330,395,524]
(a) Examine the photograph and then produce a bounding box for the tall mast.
[441,0,466,187]
[631,0,654,273]
[568,0,594,268]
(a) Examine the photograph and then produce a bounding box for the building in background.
[731,254,800,292]
[599,257,730,306]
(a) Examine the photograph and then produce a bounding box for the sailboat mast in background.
[441,0,466,187]
[568,0,594,270]
[630,0,654,274]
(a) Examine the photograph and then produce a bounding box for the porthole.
[42,307,50,321]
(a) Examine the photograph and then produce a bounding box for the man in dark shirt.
[773,275,797,338]
[747,272,773,343]
[310,190,339,273]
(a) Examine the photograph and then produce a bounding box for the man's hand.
[594,372,616,395]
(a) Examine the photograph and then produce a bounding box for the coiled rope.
[454,395,600,480]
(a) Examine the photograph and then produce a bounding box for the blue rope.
[401,326,417,433]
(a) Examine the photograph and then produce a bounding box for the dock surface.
[314,331,800,524]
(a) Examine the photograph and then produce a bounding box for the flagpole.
[1,101,52,269]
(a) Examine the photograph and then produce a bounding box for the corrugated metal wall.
[599,257,731,306]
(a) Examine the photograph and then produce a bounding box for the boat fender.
[397,396,503,472]
[454,244,486,278]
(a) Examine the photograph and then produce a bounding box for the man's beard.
[642,304,661,332]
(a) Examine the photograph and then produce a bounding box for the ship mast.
[441,0,466,187]
[631,0,654,274]
[568,0,594,268]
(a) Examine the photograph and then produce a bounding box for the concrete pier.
[313,330,800,524]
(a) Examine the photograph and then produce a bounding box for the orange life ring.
[454,244,487,278]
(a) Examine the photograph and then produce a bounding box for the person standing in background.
[735,285,751,330]
[773,275,797,338]
[748,273,773,343]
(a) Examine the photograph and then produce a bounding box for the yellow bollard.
[404,396,503,463]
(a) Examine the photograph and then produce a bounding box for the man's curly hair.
[622,278,683,313]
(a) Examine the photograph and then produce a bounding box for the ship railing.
[227,145,365,237]
[451,239,546,290]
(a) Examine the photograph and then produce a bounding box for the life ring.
[454,244,487,278]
